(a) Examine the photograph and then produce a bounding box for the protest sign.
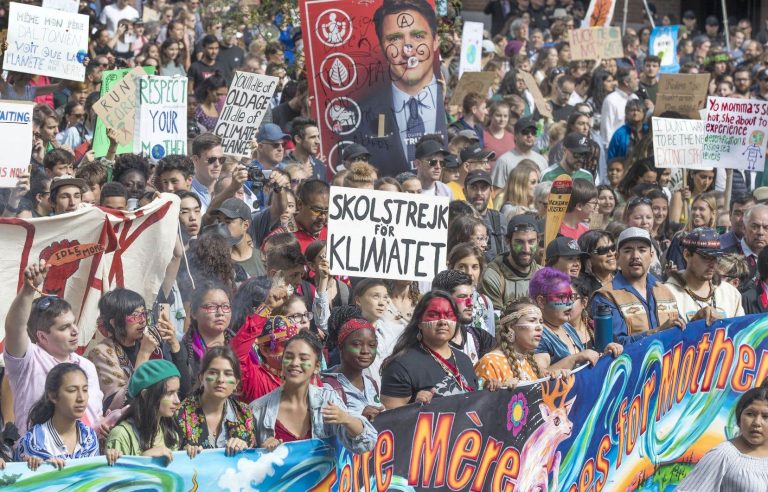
[3,315,766,490]
[327,186,449,281]
[42,0,79,12]
[458,21,483,77]
[213,72,278,158]
[0,100,33,187]
[570,27,622,60]
[702,96,768,171]
[3,3,88,81]
[449,71,497,107]
[545,174,572,246]
[0,195,179,350]
[520,70,553,119]
[133,75,188,159]
[652,117,708,169]
[654,73,711,119]
[584,0,617,26]
[649,25,680,73]
[301,0,447,176]
[92,66,156,157]
[93,67,146,146]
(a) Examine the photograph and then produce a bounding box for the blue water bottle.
[594,304,612,351]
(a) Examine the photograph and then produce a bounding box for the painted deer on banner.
[516,375,576,492]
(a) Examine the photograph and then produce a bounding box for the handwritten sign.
[652,117,707,169]
[3,3,88,81]
[42,0,79,13]
[545,175,573,246]
[654,73,711,119]
[450,72,497,107]
[93,67,145,146]
[458,21,483,77]
[213,72,277,158]
[134,76,188,160]
[328,187,449,281]
[702,96,768,172]
[0,100,33,187]
[570,27,622,61]
[520,70,553,119]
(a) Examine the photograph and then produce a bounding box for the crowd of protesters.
[0,0,766,485]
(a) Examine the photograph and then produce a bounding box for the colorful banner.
[3,3,88,81]
[649,25,680,74]
[300,0,447,177]
[133,75,188,160]
[703,96,768,171]
[0,100,33,187]
[458,21,483,78]
[2,316,766,490]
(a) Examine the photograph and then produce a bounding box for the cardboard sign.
[42,0,79,12]
[133,75,188,159]
[570,27,622,61]
[327,186,449,281]
[652,117,708,169]
[545,174,573,246]
[213,72,278,158]
[3,3,88,81]
[654,73,711,119]
[0,100,33,187]
[93,67,146,146]
[450,71,497,107]
[520,70,553,119]
[458,21,483,77]
[649,25,680,74]
[702,97,768,172]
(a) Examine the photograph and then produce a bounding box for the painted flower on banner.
[507,393,529,436]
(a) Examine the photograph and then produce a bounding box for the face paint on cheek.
[548,300,574,310]
[281,358,291,366]
[225,379,237,385]
[345,346,361,354]
[204,376,216,383]
[512,243,524,254]
[300,362,313,370]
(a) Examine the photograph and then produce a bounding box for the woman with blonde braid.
[474,300,547,387]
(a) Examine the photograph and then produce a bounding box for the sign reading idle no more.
[327,187,449,281]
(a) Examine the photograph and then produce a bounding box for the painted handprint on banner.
[39,240,83,297]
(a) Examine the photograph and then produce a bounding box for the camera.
[635,87,649,101]
[247,166,268,191]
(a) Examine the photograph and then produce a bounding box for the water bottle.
[594,305,612,352]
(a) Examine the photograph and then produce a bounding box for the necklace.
[683,281,717,311]
[420,343,472,393]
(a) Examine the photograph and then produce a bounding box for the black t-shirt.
[381,345,478,403]
[217,45,244,83]
[188,60,226,90]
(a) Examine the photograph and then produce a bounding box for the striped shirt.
[677,441,768,492]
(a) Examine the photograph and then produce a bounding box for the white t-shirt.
[99,4,140,35]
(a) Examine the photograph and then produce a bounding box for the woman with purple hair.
[529,267,622,372]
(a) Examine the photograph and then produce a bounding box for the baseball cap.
[681,227,725,257]
[754,187,768,202]
[546,236,589,261]
[514,118,537,134]
[341,143,370,161]
[563,132,592,153]
[256,123,289,142]
[705,15,719,26]
[682,10,695,19]
[551,8,569,20]
[482,40,496,55]
[460,144,496,163]
[457,129,481,141]
[507,214,541,237]
[617,227,653,249]
[50,175,87,194]
[211,197,250,221]
[443,154,460,169]
[415,140,449,159]
[464,170,493,187]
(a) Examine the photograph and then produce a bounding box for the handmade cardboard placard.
[545,174,573,246]
[450,72,497,107]
[654,73,711,119]
[570,27,622,61]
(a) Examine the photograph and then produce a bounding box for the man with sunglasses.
[491,118,549,202]
[4,261,103,435]
[590,227,683,346]
[542,132,595,183]
[340,144,372,173]
[414,140,453,198]
[294,179,330,253]
[665,228,743,324]
[190,133,226,213]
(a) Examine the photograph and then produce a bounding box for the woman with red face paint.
[529,268,622,372]
[380,292,478,410]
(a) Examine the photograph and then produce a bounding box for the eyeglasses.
[586,200,599,208]
[200,303,232,313]
[309,205,329,216]
[264,142,285,148]
[592,244,617,255]
[547,293,576,303]
[207,156,226,165]
[628,197,652,206]
[520,128,537,136]
[427,159,444,167]
[471,235,489,243]
[125,311,148,323]
[286,311,313,324]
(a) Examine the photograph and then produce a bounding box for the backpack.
[321,373,380,406]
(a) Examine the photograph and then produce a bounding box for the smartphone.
[153,302,170,323]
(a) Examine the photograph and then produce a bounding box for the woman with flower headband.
[87,288,190,412]
[176,346,256,459]
[380,291,478,410]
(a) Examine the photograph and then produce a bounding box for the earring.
[416,331,422,341]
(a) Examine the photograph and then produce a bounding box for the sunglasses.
[207,156,226,165]
[520,128,537,136]
[200,303,232,313]
[427,159,444,167]
[264,142,285,148]
[628,197,652,206]
[35,295,58,311]
[309,205,329,216]
[592,244,617,255]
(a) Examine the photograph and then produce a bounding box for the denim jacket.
[249,385,377,454]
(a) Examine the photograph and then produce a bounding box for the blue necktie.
[406,97,425,164]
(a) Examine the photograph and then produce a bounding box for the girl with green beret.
[106,359,182,463]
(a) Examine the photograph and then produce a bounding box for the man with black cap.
[481,214,542,312]
[682,10,701,39]
[210,197,263,277]
[591,227,683,345]
[545,236,588,277]
[414,139,453,198]
[665,228,744,323]
[50,175,88,215]
[447,144,497,204]
[542,132,595,183]
[464,170,507,261]
[340,144,372,172]
[704,16,724,45]
[491,118,549,203]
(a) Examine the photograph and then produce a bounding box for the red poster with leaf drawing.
[300,0,446,177]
